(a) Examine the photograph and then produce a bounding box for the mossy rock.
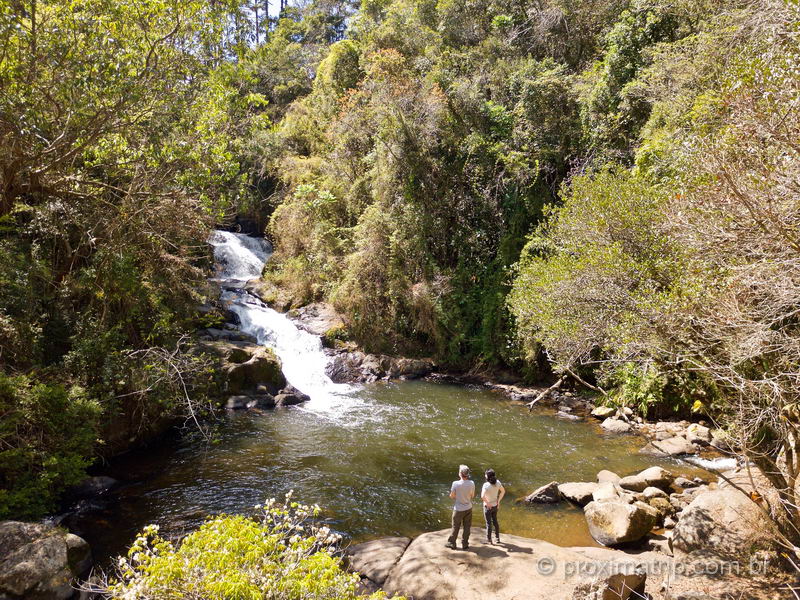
[321,325,350,349]
[225,346,285,394]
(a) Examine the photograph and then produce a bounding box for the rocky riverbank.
[345,467,782,600]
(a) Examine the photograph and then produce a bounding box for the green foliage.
[509,168,690,368]
[0,374,100,519]
[107,497,396,600]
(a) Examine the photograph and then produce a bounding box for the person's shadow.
[462,542,533,558]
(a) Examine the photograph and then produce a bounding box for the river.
[72,232,708,563]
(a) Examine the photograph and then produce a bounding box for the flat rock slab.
[345,536,410,586]
[381,528,668,600]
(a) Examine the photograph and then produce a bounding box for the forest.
[1,0,799,595]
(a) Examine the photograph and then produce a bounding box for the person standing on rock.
[446,464,475,550]
[481,468,505,544]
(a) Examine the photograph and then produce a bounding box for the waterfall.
[208,231,353,408]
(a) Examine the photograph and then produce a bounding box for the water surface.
[78,380,704,562]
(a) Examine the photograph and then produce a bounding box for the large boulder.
[525,481,561,503]
[345,537,410,586]
[559,483,598,507]
[0,521,91,600]
[198,340,286,396]
[592,482,630,503]
[584,501,658,546]
[671,488,773,559]
[224,345,285,394]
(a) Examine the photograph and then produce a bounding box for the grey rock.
[346,536,411,586]
[590,406,616,419]
[640,436,696,456]
[601,418,632,434]
[642,487,668,500]
[584,501,658,546]
[278,385,311,403]
[0,521,91,600]
[618,474,649,493]
[645,534,673,556]
[672,488,773,559]
[592,482,628,503]
[686,423,712,445]
[558,482,598,506]
[673,476,698,489]
[570,568,647,600]
[597,470,621,484]
[619,467,673,492]
[525,481,561,503]
[557,410,581,421]
[274,393,306,407]
[638,466,675,489]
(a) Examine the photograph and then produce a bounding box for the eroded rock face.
[290,303,345,337]
[570,568,647,600]
[584,501,658,546]
[0,521,91,600]
[326,351,434,383]
[671,488,773,559]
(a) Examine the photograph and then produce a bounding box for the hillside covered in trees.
[1,0,800,554]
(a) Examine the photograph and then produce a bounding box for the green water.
[76,380,705,561]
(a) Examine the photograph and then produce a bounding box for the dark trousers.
[448,508,472,545]
[484,505,499,539]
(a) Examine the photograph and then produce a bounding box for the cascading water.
[208,231,353,409]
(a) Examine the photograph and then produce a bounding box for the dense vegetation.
[2,0,800,559]
[105,496,394,599]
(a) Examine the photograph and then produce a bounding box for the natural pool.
[74,378,705,563]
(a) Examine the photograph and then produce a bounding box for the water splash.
[208,231,354,410]
[684,456,738,472]
[209,230,271,283]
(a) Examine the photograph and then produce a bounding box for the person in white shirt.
[446,464,475,550]
[481,468,505,544]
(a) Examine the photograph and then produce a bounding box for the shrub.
[106,495,397,600]
[0,374,100,519]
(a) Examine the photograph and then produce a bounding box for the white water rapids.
[208,231,354,412]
